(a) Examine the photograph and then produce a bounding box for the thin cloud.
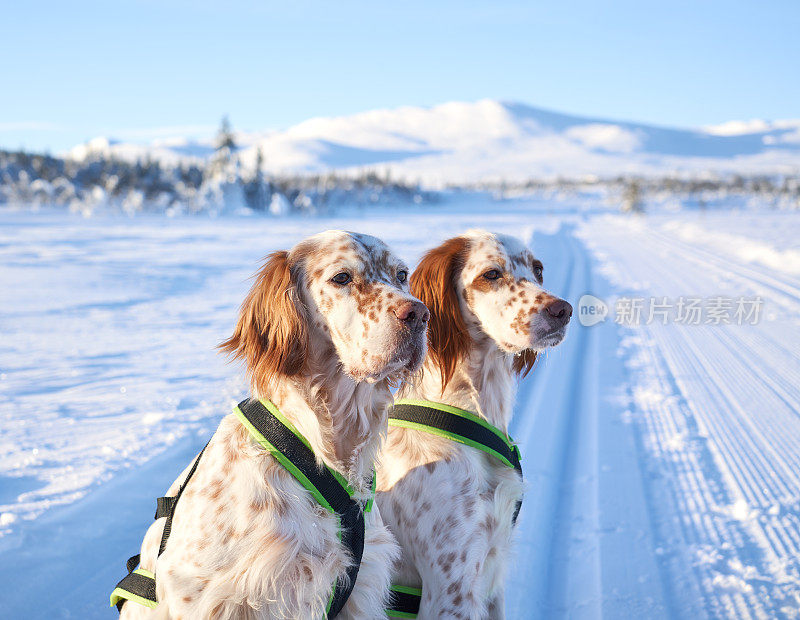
[0,121,63,132]
[113,125,218,141]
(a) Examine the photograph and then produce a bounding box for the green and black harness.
[384,399,524,619]
[110,397,375,619]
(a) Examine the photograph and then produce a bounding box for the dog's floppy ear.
[513,349,537,378]
[410,236,470,391]
[219,250,308,390]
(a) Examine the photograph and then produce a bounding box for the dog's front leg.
[485,590,505,620]
[416,567,486,620]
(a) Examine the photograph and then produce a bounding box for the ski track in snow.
[0,203,799,618]
[576,214,800,619]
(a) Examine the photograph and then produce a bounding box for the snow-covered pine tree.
[244,147,270,211]
[208,115,237,178]
[216,115,237,157]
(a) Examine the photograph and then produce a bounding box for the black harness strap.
[237,398,355,514]
[155,495,175,520]
[158,442,208,555]
[112,570,158,610]
[386,585,423,618]
[389,403,522,467]
[111,443,208,611]
[237,398,365,619]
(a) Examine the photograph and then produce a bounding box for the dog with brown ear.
[120,231,428,620]
[377,230,571,619]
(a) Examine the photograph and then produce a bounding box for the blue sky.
[2,0,798,152]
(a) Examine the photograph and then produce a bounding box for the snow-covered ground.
[1,198,798,618]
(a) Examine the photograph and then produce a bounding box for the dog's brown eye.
[397,270,408,284]
[483,269,501,280]
[331,272,352,285]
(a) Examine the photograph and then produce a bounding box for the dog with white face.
[120,230,428,620]
[378,229,571,619]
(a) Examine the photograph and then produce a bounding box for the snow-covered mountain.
[67,100,800,184]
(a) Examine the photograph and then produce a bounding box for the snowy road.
[1,202,799,618]
[576,215,800,618]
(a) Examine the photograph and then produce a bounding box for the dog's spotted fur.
[377,230,571,619]
[121,231,428,620]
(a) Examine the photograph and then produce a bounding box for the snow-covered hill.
[67,100,800,184]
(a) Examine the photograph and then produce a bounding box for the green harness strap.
[385,399,524,618]
[110,397,374,618]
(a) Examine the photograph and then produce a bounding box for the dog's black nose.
[545,299,572,325]
[395,300,430,330]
